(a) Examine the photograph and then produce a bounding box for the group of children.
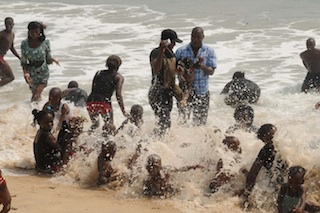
[25,85,320,212]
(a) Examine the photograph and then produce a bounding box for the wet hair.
[32,108,54,126]
[106,55,122,70]
[67,81,78,88]
[288,166,306,178]
[27,21,46,42]
[257,123,276,140]
[234,104,254,123]
[233,71,245,79]
[130,104,143,119]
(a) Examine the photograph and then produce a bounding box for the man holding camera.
[176,27,217,126]
[148,29,183,136]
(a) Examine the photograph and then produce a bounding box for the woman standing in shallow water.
[21,21,59,102]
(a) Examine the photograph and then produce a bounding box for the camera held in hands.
[165,39,171,46]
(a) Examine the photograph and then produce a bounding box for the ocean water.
[1,0,320,212]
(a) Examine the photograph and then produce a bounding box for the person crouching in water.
[143,154,203,198]
[277,166,320,213]
[86,55,129,136]
[97,141,126,187]
[32,109,68,173]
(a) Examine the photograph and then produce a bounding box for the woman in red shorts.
[86,55,129,135]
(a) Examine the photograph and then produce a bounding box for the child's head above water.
[130,104,143,122]
[257,123,277,143]
[146,154,162,176]
[48,87,62,107]
[288,166,306,186]
[32,109,54,131]
[222,136,241,154]
[234,104,254,126]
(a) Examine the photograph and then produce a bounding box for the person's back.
[300,38,320,92]
[225,78,260,106]
[300,49,320,73]
[65,88,88,107]
[88,70,117,102]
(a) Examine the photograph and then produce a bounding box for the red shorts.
[86,101,112,114]
[0,55,6,65]
[0,174,6,186]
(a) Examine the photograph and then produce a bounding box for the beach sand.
[5,175,182,213]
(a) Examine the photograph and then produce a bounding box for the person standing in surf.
[148,29,184,136]
[86,55,129,136]
[175,27,217,126]
[0,17,20,87]
[21,21,59,102]
[300,38,320,93]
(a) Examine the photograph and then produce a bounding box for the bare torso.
[300,49,320,74]
[0,30,14,56]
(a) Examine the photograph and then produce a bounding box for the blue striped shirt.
[175,43,217,95]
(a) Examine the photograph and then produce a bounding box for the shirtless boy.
[0,17,20,87]
[300,38,320,93]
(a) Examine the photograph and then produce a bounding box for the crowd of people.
[1,17,320,213]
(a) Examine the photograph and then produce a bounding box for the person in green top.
[21,21,59,102]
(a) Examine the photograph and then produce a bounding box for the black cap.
[161,29,182,43]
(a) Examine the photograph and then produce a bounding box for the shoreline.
[5,175,182,213]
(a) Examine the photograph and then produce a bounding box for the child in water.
[32,109,69,173]
[97,141,126,186]
[0,169,11,213]
[277,166,320,213]
[226,104,258,134]
[43,87,71,132]
[209,136,247,193]
[143,154,203,198]
[115,104,143,135]
[242,124,287,206]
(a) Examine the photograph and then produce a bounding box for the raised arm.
[115,73,128,117]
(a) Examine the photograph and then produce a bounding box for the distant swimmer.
[0,17,21,87]
[300,38,320,93]
[221,71,260,106]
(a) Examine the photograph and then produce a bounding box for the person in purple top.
[175,27,217,126]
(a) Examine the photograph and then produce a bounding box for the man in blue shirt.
[176,27,217,125]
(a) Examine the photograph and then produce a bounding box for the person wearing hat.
[148,29,184,136]
[175,27,217,126]
[221,71,261,106]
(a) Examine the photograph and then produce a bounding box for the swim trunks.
[0,174,6,185]
[0,54,6,65]
[86,101,112,114]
